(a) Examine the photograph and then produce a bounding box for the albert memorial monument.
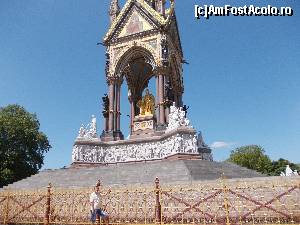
[4,0,264,190]
[71,0,213,165]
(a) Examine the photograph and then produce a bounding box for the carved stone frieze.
[133,119,154,131]
[72,129,200,164]
[146,39,157,49]
[73,108,213,164]
[110,40,159,76]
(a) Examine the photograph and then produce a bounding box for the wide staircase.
[2,160,263,190]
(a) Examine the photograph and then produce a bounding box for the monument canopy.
[72,0,212,165]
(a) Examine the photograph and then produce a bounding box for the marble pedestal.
[130,115,157,139]
[72,127,212,164]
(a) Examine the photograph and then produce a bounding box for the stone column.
[158,74,165,125]
[155,75,160,119]
[113,83,117,131]
[130,100,135,134]
[102,95,109,133]
[116,82,121,131]
[112,78,124,140]
[103,116,109,132]
[156,0,166,16]
[108,80,115,132]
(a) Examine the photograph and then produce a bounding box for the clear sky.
[0,0,299,170]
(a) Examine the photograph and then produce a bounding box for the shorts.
[90,209,108,223]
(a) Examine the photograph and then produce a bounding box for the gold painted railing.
[0,177,299,225]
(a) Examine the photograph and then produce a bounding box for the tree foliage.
[227,145,272,175]
[269,158,300,176]
[0,105,51,187]
[227,145,300,176]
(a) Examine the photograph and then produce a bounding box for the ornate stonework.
[73,133,189,163]
[104,0,175,42]
[133,119,154,132]
[166,103,191,132]
[73,105,213,164]
[72,127,212,164]
[77,115,97,139]
[71,0,213,164]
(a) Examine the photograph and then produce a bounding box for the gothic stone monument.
[2,0,265,191]
[72,0,213,165]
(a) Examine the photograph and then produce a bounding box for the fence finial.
[155,177,160,187]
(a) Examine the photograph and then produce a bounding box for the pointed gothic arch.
[101,0,184,141]
[112,46,159,136]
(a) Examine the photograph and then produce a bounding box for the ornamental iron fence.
[0,176,299,225]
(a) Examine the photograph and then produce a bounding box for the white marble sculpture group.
[280,165,299,176]
[72,105,212,164]
[77,115,97,139]
[166,103,191,132]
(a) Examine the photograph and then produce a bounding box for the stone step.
[2,160,264,190]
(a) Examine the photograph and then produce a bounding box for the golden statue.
[137,89,155,116]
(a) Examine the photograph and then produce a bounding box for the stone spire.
[145,0,155,9]
[145,0,166,15]
[156,0,166,16]
[109,0,120,23]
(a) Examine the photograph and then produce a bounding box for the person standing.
[90,180,110,224]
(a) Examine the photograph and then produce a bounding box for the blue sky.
[0,0,299,169]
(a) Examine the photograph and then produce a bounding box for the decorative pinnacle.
[109,0,120,23]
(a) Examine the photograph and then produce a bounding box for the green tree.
[269,158,300,176]
[227,145,272,175]
[0,104,51,187]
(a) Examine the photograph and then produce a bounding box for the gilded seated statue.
[137,89,155,116]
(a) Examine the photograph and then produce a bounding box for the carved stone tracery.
[104,0,185,136]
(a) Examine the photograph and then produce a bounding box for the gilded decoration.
[146,39,157,49]
[118,11,153,38]
[105,0,180,77]
[110,35,158,66]
[109,4,159,43]
[113,47,123,59]
[90,0,185,144]
[110,41,159,77]
[137,89,155,116]
[104,0,175,42]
